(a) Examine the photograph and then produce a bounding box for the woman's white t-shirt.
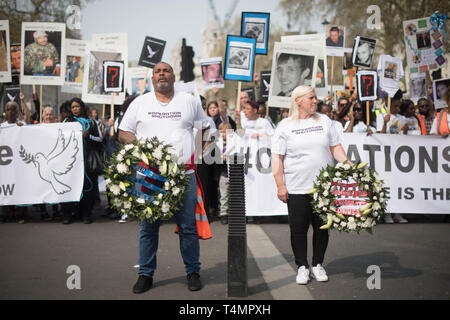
[343,120,376,133]
[271,113,341,194]
[118,90,212,165]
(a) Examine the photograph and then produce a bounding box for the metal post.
[227,153,247,297]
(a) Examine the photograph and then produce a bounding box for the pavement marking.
[246,224,314,300]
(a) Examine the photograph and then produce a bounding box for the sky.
[81,0,323,63]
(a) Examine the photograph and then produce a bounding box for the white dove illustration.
[263,79,270,91]
[20,129,79,195]
[7,93,17,101]
[147,45,159,58]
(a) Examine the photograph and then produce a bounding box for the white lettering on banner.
[0,123,84,206]
[223,133,449,215]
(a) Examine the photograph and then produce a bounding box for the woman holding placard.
[271,85,351,285]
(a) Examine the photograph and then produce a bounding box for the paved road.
[0,202,449,300]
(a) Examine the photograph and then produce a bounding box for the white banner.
[239,133,450,215]
[0,122,84,206]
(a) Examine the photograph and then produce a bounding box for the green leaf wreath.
[104,137,190,223]
[309,161,389,234]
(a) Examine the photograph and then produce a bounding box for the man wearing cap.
[24,31,60,76]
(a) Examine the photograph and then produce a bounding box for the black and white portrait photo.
[273,53,314,97]
[352,36,376,68]
[433,77,450,109]
[409,72,426,102]
[228,46,251,70]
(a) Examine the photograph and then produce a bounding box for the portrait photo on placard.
[352,36,376,68]
[138,36,166,69]
[409,72,426,102]
[416,31,431,49]
[241,12,270,55]
[10,44,21,75]
[325,25,345,48]
[433,77,450,109]
[273,52,314,97]
[87,51,122,95]
[23,30,62,76]
[0,30,8,72]
[200,57,224,89]
[65,55,83,83]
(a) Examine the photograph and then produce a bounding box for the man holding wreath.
[118,62,213,293]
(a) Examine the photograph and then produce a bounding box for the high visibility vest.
[375,106,387,117]
[175,154,212,240]
[414,114,428,135]
[435,111,450,136]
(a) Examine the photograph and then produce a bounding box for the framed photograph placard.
[356,70,378,101]
[432,77,450,110]
[21,22,66,86]
[224,35,256,82]
[0,20,11,83]
[61,39,86,94]
[200,57,224,89]
[241,12,270,55]
[281,33,328,98]
[268,41,319,108]
[352,36,376,68]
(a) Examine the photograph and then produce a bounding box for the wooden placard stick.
[387,95,391,114]
[236,81,242,112]
[366,100,370,126]
[330,56,335,102]
[109,93,115,137]
[39,85,43,123]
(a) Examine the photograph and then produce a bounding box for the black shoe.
[132,275,153,294]
[187,273,202,291]
[83,217,92,224]
[41,212,52,222]
[220,216,228,225]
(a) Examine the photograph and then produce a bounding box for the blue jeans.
[138,173,200,277]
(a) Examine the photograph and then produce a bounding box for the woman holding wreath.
[271,85,351,285]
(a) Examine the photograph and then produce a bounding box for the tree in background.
[0,0,95,42]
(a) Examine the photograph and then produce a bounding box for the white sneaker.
[296,266,310,285]
[393,214,408,224]
[311,264,329,282]
[384,213,394,224]
[118,214,128,223]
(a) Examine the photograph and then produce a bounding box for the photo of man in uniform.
[23,31,60,76]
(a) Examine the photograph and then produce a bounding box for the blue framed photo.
[241,12,270,55]
[224,35,256,82]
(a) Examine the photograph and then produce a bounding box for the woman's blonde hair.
[288,85,318,120]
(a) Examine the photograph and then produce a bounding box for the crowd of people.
[1,81,449,226]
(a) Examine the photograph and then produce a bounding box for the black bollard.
[227,153,247,297]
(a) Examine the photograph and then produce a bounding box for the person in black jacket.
[61,97,102,224]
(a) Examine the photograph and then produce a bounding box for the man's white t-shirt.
[118,90,213,167]
[271,113,341,194]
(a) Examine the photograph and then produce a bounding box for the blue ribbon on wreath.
[135,164,167,182]
[126,187,157,202]
[429,11,448,39]
[127,175,167,195]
